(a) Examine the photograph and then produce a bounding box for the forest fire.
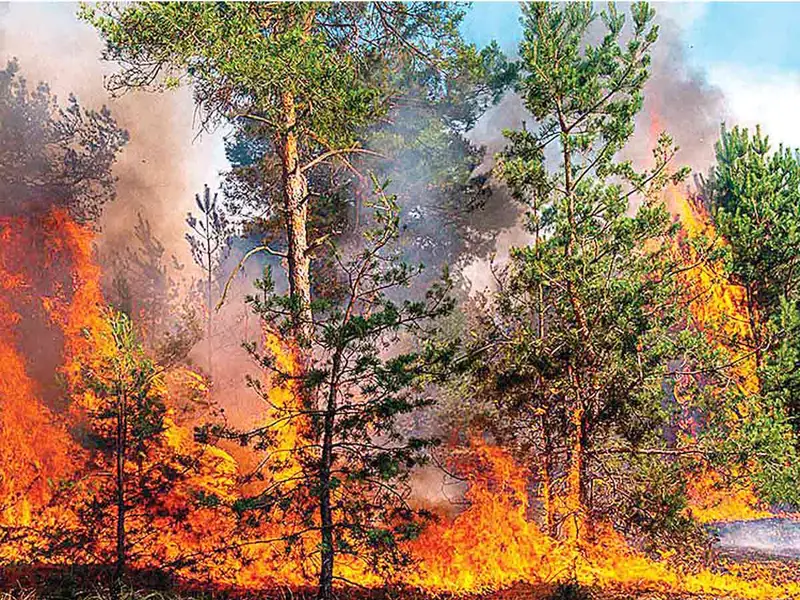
[4,2,800,599]
[1,203,798,599]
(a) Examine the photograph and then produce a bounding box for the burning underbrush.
[1,202,800,599]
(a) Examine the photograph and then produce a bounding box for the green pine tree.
[81,2,511,344]
[468,1,705,546]
[199,181,455,600]
[703,124,800,505]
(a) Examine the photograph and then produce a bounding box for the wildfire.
[0,210,87,532]
[406,438,800,599]
[2,204,798,599]
[665,187,777,525]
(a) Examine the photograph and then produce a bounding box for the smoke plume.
[0,2,227,272]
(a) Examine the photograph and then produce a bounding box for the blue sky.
[460,2,800,150]
[681,3,800,72]
[462,2,800,72]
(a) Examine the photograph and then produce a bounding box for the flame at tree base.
[1,207,799,599]
[405,440,800,599]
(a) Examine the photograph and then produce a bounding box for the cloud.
[657,2,710,31]
[704,63,800,149]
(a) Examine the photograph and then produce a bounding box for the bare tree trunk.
[559,107,588,548]
[114,391,127,598]
[205,208,213,377]
[563,380,586,546]
[539,412,556,537]
[318,351,340,600]
[279,89,313,344]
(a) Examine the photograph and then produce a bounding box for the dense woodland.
[2,3,800,600]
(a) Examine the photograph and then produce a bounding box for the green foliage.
[202,181,456,581]
[80,2,498,154]
[705,124,800,505]
[81,2,514,294]
[708,125,800,308]
[465,1,718,538]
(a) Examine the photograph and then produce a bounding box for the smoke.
[631,16,728,176]
[0,2,227,272]
[0,3,264,424]
[460,9,728,296]
[714,518,800,559]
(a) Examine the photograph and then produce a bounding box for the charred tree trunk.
[563,389,586,546]
[114,391,127,597]
[317,350,340,600]
[279,89,313,345]
[539,411,556,537]
[745,282,763,384]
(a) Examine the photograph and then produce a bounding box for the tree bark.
[539,412,556,537]
[278,88,313,344]
[563,380,586,546]
[114,391,127,597]
[317,350,340,600]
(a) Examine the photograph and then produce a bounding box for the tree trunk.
[540,414,556,537]
[745,283,762,391]
[114,391,127,597]
[317,351,340,600]
[206,208,213,378]
[278,88,313,344]
[563,397,586,546]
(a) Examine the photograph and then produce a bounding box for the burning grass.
[3,200,800,599]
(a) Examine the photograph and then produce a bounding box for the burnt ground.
[2,562,799,600]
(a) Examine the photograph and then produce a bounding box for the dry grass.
[0,589,202,600]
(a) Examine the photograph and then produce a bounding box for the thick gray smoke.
[630,16,728,176]
[0,2,227,271]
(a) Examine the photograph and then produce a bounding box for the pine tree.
[186,184,232,376]
[200,181,455,600]
[65,312,196,593]
[703,125,800,504]
[81,3,508,344]
[471,1,698,545]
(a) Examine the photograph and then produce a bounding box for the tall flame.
[1,204,798,599]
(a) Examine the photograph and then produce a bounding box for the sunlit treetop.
[81,2,510,146]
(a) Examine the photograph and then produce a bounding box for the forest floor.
[0,586,794,600]
[3,559,800,600]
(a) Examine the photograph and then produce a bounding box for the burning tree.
[467,2,715,547]
[199,182,455,600]
[701,124,800,505]
[57,311,201,590]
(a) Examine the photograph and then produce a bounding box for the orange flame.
[2,206,798,599]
